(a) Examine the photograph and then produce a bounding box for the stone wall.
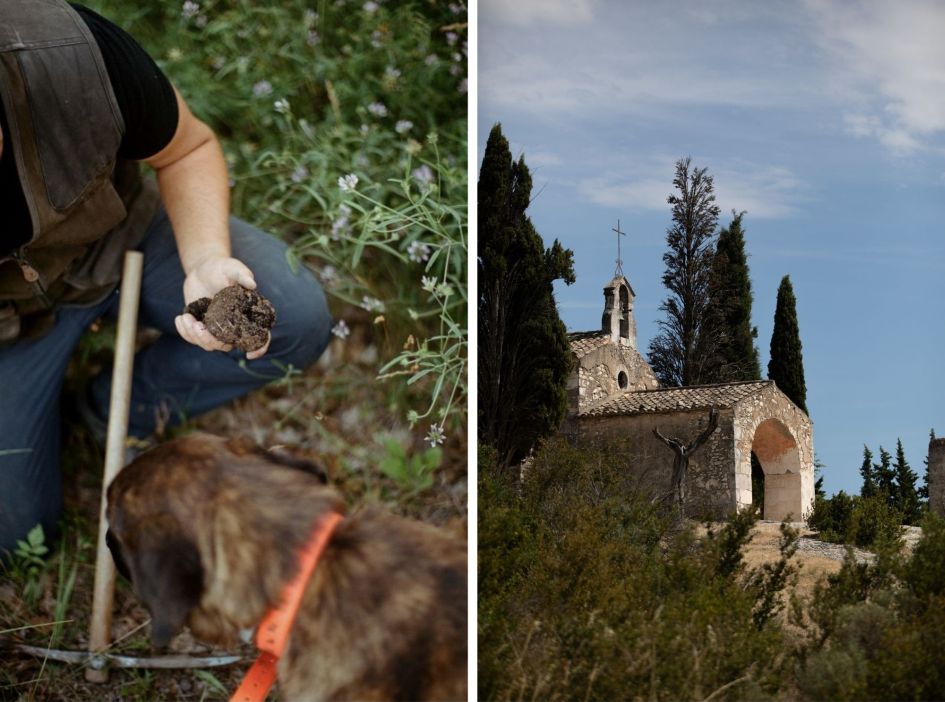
[575,342,659,413]
[575,408,737,518]
[928,438,945,516]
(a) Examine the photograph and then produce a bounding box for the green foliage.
[648,157,722,387]
[704,210,762,382]
[873,446,896,503]
[893,439,922,524]
[377,437,441,493]
[767,275,807,414]
[808,491,902,550]
[85,0,469,438]
[478,124,575,469]
[859,445,876,498]
[479,439,794,701]
[6,524,49,606]
[799,513,945,701]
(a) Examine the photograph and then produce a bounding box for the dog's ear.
[127,530,204,648]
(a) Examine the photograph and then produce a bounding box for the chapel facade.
[563,274,815,521]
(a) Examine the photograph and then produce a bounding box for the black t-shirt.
[0,4,179,254]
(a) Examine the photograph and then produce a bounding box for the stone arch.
[751,418,803,521]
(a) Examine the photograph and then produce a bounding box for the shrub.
[807,491,902,550]
[479,438,794,701]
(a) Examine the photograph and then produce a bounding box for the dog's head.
[106,433,343,648]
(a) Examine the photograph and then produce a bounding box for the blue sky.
[478,0,945,496]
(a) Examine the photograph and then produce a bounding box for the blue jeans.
[0,208,332,555]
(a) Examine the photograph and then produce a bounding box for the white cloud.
[805,0,945,154]
[577,160,807,220]
[482,0,595,26]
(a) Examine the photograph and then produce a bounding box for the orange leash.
[229,512,343,702]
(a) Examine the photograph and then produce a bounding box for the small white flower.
[331,216,349,240]
[339,204,352,217]
[361,296,385,313]
[426,423,446,447]
[363,1,379,12]
[181,1,200,19]
[458,78,467,94]
[367,102,388,117]
[421,275,438,292]
[449,3,463,14]
[360,123,370,135]
[412,164,434,186]
[407,241,430,263]
[435,282,454,298]
[274,98,290,114]
[290,165,308,183]
[385,66,401,80]
[371,29,383,48]
[211,55,225,70]
[331,319,350,339]
[446,31,458,45]
[304,8,318,25]
[167,47,183,62]
[424,54,439,66]
[307,30,320,46]
[338,173,359,192]
[195,14,208,28]
[449,64,461,77]
[253,80,273,97]
[395,120,413,134]
[320,265,339,287]
[452,52,463,63]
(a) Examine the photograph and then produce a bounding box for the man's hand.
[174,256,272,359]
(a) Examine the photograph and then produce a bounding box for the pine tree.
[919,428,936,501]
[767,275,807,414]
[478,123,576,470]
[860,445,876,498]
[893,438,921,524]
[648,157,721,387]
[873,446,896,505]
[704,211,761,382]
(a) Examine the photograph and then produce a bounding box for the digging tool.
[9,251,243,679]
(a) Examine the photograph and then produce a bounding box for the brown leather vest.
[0,0,160,341]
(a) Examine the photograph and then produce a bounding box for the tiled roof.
[568,330,610,358]
[582,380,774,417]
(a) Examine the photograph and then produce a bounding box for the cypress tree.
[767,275,807,413]
[893,438,921,524]
[705,211,761,382]
[648,157,721,387]
[860,445,876,498]
[478,123,576,470]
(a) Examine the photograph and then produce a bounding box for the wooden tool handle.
[86,251,144,683]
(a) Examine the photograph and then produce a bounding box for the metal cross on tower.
[612,219,627,277]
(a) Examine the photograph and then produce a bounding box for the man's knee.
[266,267,332,370]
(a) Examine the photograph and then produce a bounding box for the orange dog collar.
[230,511,343,702]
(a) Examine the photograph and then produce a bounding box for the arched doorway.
[751,418,802,521]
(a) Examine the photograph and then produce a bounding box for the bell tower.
[601,275,636,349]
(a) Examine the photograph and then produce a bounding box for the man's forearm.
[155,132,231,275]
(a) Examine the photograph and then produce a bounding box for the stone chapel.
[562,273,815,521]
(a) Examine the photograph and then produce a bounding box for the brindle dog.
[105,434,467,702]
